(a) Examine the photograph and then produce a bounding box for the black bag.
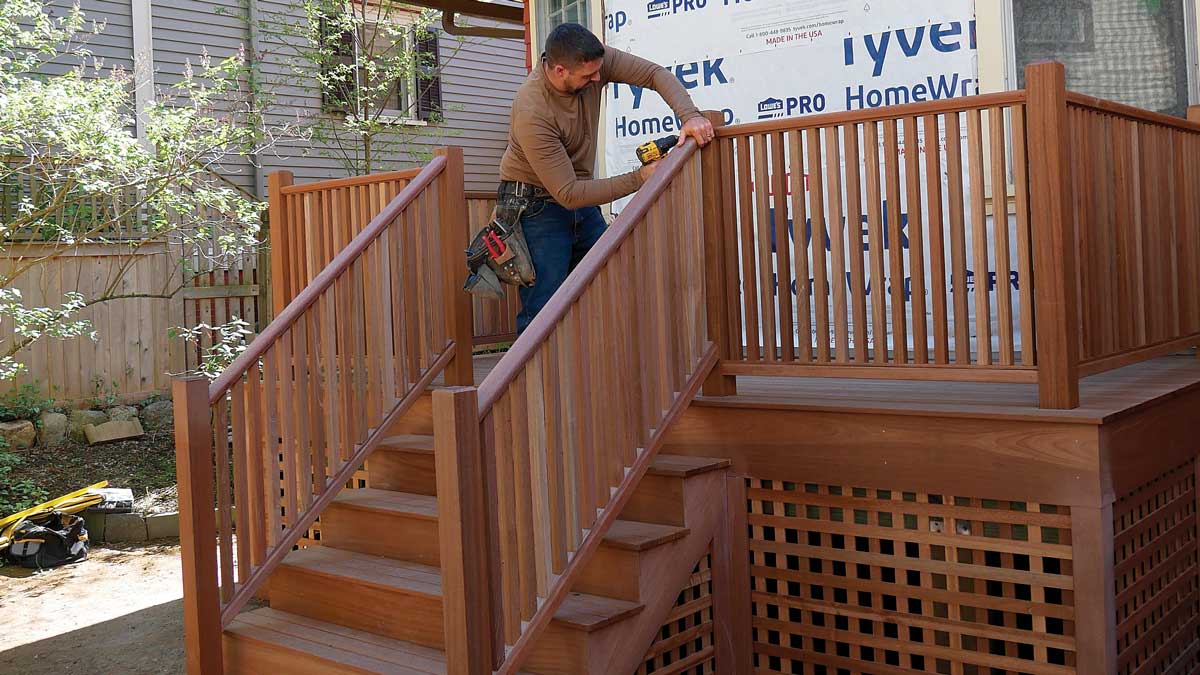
[4,512,90,569]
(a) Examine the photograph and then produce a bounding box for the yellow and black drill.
[635,135,679,165]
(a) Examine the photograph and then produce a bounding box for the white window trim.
[336,6,427,123]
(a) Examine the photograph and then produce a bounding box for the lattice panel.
[747,478,1077,674]
[1115,459,1200,675]
[637,550,718,675]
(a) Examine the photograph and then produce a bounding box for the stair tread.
[227,607,449,673]
[648,454,731,477]
[379,434,434,454]
[277,546,641,632]
[281,546,442,596]
[331,489,438,519]
[603,520,689,551]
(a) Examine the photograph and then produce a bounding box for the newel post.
[436,147,475,386]
[700,110,737,396]
[1025,62,1080,409]
[434,387,496,674]
[173,376,223,675]
[1192,107,1200,359]
[267,170,294,319]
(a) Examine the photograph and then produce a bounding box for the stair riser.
[621,474,686,526]
[320,506,441,565]
[388,394,433,436]
[367,449,437,495]
[223,633,380,675]
[269,565,445,650]
[575,547,642,601]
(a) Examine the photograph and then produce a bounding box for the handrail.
[476,138,700,414]
[210,155,447,402]
[717,90,1027,137]
[1066,91,1200,132]
[278,166,425,194]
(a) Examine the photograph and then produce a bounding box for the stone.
[104,513,147,543]
[85,419,144,445]
[82,511,107,543]
[140,400,175,431]
[146,512,180,539]
[105,405,139,422]
[37,412,68,447]
[0,420,36,449]
[68,410,109,443]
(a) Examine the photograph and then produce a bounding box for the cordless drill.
[635,135,679,165]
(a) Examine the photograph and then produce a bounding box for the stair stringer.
[575,468,728,675]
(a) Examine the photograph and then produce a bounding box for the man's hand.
[639,160,659,182]
[680,116,715,147]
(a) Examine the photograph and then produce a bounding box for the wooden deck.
[469,352,1200,425]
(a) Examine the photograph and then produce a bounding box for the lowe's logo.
[757,98,784,119]
[647,0,706,19]
[757,94,827,119]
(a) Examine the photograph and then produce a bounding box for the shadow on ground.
[0,599,185,675]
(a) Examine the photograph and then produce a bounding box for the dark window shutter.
[416,29,442,121]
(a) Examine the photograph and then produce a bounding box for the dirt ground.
[0,540,185,675]
[12,425,178,504]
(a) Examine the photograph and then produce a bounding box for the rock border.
[83,511,180,543]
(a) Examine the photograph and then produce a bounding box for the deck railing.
[269,173,518,344]
[432,122,719,674]
[708,62,1200,408]
[172,147,473,674]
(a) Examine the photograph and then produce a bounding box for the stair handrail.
[456,123,723,674]
[173,147,474,675]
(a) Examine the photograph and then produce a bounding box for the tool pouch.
[463,201,537,299]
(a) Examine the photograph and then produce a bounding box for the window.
[538,0,590,48]
[1009,0,1194,117]
[318,17,442,123]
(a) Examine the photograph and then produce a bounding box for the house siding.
[58,0,524,196]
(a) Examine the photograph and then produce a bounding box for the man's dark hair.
[544,23,605,66]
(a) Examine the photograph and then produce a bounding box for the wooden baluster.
[989,107,1016,365]
[434,387,496,675]
[864,122,889,363]
[788,131,813,362]
[305,307,327,492]
[320,292,340,474]
[276,329,299,533]
[751,135,778,361]
[567,305,596,534]
[904,116,929,364]
[261,344,282,547]
[213,392,235,603]
[807,128,830,363]
[1026,62,1080,408]
[825,126,849,363]
[945,111,972,364]
[509,381,536,621]
[292,310,313,509]
[490,399,521,645]
[843,123,868,363]
[883,119,908,364]
[770,132,795,362]
[701,113,736,393]
[924,115,949,364]
[542,333,568,573]
[736,136,761,361]
[173,376,223,675]
[967,109,992,366]
[267,171,294,317]
[1011,105,1036,366]
[377,229,397,404]
[351,257,368,440]
[243,360,267,567]
[721,139,745,363]
[230,380,252,589]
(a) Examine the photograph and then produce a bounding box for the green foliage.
[171,316,253,380]
[87,375,120,410]
[0,382,54,422]
[0,438,48,517]
[0,0,294,381]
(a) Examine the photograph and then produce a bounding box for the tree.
[261,0,464,174]
[0,0,294,382]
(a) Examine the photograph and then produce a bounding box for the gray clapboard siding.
[43,0,135,75]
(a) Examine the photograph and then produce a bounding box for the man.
[499,23,714,333]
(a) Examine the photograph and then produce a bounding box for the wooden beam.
[398,0,523,23]
[1025,62,1081,409]
[436,147,475,386]
[434,387,495,675]
[180,284,261,300]
[267,171,294,318]
[173,376,222,675]
[700,110,736,397]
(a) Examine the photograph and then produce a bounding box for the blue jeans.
[516,201,607,334]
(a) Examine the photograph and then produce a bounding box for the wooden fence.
[268,170,517,347]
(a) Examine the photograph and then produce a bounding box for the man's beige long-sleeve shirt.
[499,47,701,209]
